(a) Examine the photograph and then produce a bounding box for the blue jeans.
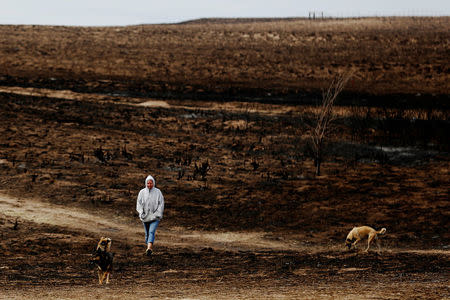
[143,219,160,244]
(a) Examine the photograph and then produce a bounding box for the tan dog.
[345,226,386,252]
[90,237,114,284]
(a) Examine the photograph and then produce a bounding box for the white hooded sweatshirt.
[136,175,164,223]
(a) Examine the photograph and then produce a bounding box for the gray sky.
[1,0,449,26]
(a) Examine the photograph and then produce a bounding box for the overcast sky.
[1,0,449,26]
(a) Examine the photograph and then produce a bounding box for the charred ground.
[0,17,449,299]
[0,212,448,299]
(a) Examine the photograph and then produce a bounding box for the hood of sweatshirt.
[145,175,155,191]
[137,175,164,222]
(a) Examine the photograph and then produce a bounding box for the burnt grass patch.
[0,91,449,247]
[0,18,449,298]
[1,216,448,289]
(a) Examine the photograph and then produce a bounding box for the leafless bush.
[251,160,259,171]
[309,72,351,176]
[121,146,133,161]
[193,161,211,181]
[93,147,106,163]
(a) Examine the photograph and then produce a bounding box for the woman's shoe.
[145,249,153,256]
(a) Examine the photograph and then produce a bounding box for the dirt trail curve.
[1,192,448,256]
[0,192,307,253]
[0,85,300,116]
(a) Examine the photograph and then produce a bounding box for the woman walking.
[136,175,164,256]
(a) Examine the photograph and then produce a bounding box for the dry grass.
[0,17,448,98]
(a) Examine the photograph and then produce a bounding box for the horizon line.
[1,14,449,27]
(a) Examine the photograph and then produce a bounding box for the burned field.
[0,17,449,299]
[0,216,448,299]
[0,17,449,102]
[1,186,449,300]
[0,91,448,240]
[0,88,448,298]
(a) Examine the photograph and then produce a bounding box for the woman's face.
[147,179,154,189]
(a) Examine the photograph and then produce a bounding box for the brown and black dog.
[90,237,114,284]
[345,226,386,252]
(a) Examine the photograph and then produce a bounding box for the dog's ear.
[106,238,112,251]
[345,239,352,249]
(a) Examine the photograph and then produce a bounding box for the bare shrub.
[310,73,351,176]
[94,147,106,163]
[193,161,210,181]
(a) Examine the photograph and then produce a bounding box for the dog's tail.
[377,228,386,235]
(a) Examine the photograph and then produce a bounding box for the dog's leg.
[100,271,108,284]
[98,269,102,284]
[106,272,110,284]
[352,238,361,250]
[365,234,376,252]
[376,238,381,252]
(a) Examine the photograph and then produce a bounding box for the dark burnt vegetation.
[0,17,448,248]
[345,105,450,153]
[0,19,449,298]
[0,90,448,246]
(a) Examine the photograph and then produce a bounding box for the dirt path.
[0,85,340,117]
[2,192,448,256]
[0,85,295,115]
[0,192,309,253]
[1,193,449,300]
